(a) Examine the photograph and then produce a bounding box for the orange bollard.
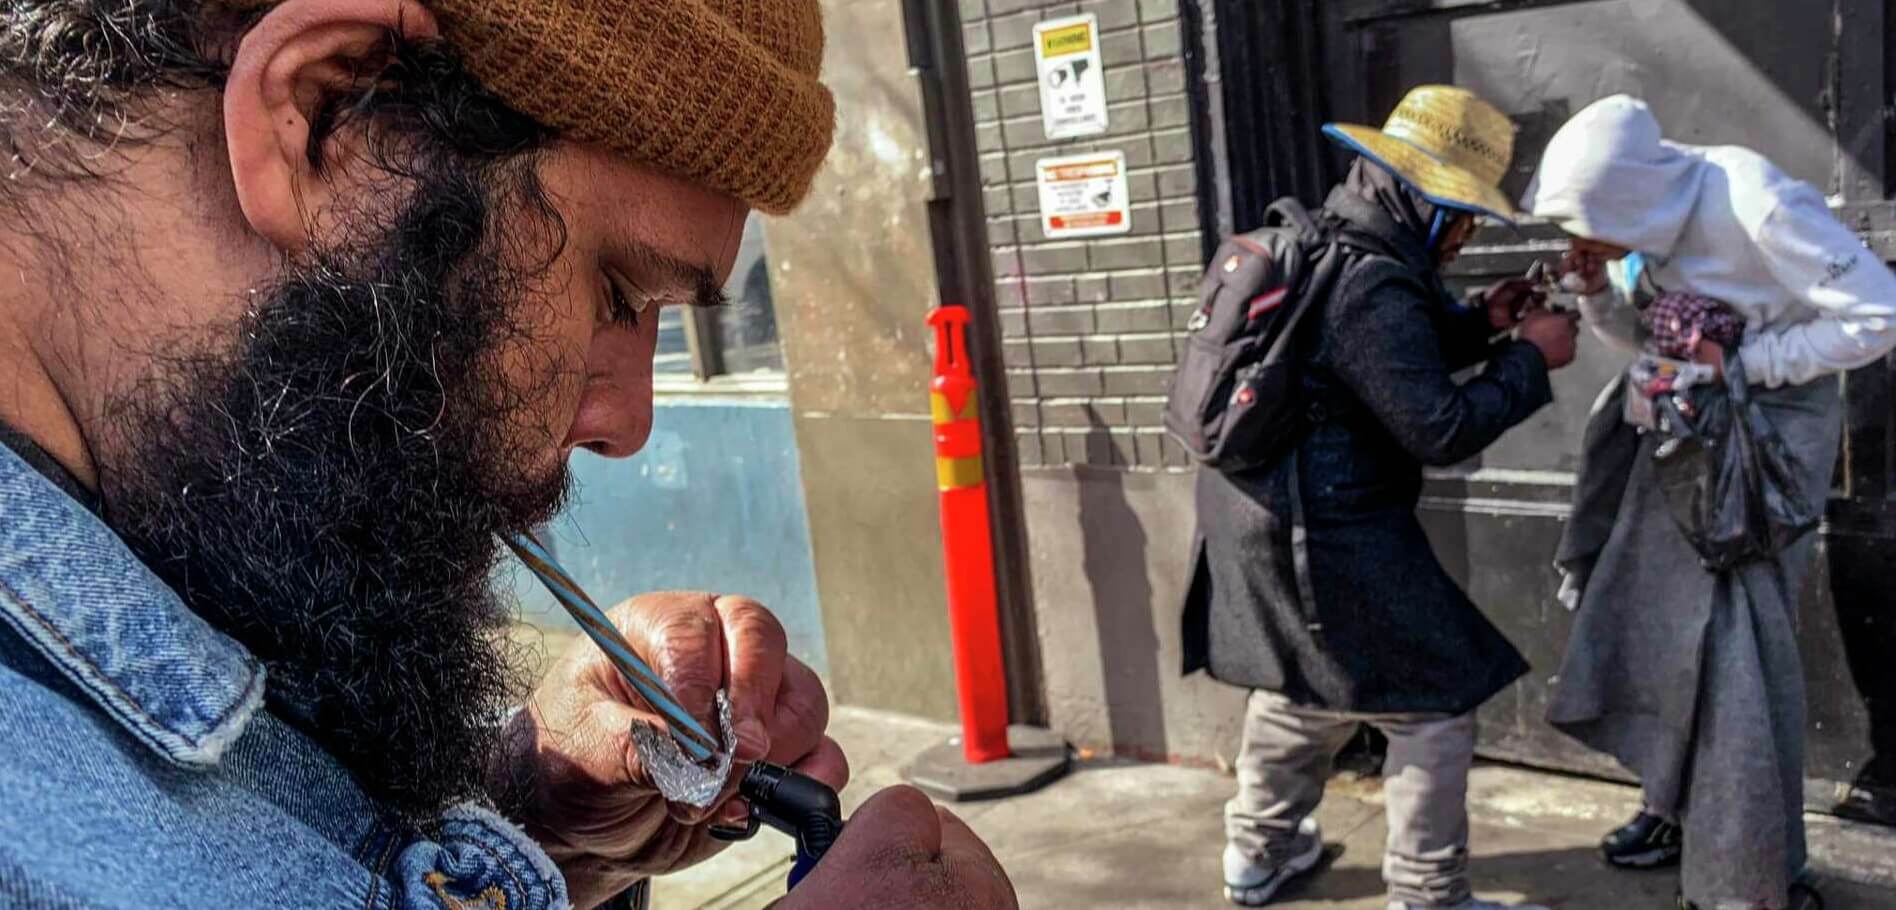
[927,306,1011,764]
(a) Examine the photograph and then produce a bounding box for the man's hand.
[1558,247,1610,295]
[1479,277,1544,330]
[773,787,1018,910]
[1693,338,1727,379]
[1519,308,1582,369]
[490,593,847,909]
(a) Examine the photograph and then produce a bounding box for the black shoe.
[1601,810,1682,869]
[1833,759,1896,826]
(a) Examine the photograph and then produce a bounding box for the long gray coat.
[1182,168,1554,716]
[1551,369,1841,908]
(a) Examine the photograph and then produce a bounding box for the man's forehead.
[550,146,751,286]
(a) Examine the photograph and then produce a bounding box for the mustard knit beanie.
[224,0,834,214]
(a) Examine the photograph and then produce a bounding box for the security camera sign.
[1036,151,1131,239]
[1033,14,1108,140]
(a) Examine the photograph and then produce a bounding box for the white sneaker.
[1386,899,1551,910]
[1224,817,1324,906]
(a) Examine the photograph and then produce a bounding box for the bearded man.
[0,0,1014,907]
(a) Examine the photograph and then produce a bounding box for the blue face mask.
[1620,251,1647,293]
[1612,251,1661,308]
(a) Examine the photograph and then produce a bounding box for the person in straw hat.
[1526,94,1896,910]
[0,0,1013,907]
[1184,85,1578,909]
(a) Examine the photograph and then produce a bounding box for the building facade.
[527,0,1896,820]
[903,0,1895,811]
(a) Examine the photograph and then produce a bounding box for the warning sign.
[1032,14,1108,140]
[1036,151,1131,239]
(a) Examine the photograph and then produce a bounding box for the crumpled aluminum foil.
[630,690,733,809]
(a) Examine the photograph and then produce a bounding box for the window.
[653,216,785,386]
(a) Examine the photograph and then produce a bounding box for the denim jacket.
[0,442,570,909]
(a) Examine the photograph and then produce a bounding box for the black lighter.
[707,761,845,889]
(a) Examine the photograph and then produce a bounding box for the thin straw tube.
[504,530,720,763]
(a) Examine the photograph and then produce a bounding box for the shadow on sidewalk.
[1016,837,1663,909]
[1272,845,1666,908]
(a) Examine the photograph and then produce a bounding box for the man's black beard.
[99,159,570,819]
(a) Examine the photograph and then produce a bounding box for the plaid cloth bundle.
[1642,291,1745,360]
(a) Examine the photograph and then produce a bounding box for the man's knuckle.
[776,683,830,735]
[714,593,767,612]
[719,598,787,645]
[648,618,721,689]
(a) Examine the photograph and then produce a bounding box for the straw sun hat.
[1323,85,1520,223]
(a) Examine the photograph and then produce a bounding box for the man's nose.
[566,333,654,459]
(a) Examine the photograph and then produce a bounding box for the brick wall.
[962,0,1205,470]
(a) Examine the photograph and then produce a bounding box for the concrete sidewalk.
[651,707,1896,909]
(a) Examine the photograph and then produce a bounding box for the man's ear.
[223,0,439,254]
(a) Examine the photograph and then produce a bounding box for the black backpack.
[1163,198,1350,471]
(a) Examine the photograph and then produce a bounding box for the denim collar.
[0,442,264,766]
[0,423,100,514]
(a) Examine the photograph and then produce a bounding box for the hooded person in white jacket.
[1527,95,1896,384]
[1522,95,1896,910]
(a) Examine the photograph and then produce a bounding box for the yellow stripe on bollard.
[936,454,986,490]
[930,391,980,425]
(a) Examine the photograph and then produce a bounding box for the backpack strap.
[1265,198,1320,236]
[1272,197,1381,261]
[1255,206,1344,373]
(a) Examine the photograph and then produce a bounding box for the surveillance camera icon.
[1045,58,1091,90]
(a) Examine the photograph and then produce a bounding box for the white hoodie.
[1523,95,1896,387]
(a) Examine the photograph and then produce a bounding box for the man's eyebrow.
[611,240,724,306]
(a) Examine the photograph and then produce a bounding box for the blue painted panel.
[507,399,827,674]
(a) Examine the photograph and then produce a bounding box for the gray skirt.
[1549,372,1841,910]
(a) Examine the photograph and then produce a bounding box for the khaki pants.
[1226,689,1476,907]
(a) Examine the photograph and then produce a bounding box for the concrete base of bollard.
[902,725,1072,802]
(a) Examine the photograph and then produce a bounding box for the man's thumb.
[826,786,944,859]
